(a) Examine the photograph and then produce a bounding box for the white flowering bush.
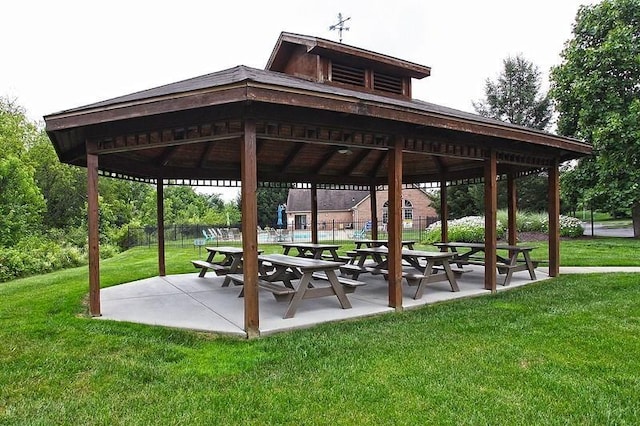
[548,215,584,238]
[423,212,584,244]
[423,216,505,244]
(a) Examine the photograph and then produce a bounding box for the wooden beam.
[341,149,370,175]
[387,138,403,310]
[484,150,497,292]
[157,146,179,166]
[311,184,319,243]
[157,180,166,276]
[370,150,388,178]
[548,160,560,277]
[241,118,260,338]
[312,150,338,175]
[197,142,214,169]
[86,142,101,316]
[440,176,448,243]
[507,173,518,248]
[370,186,378,240]
[280,143,305,170]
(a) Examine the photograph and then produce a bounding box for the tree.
[0,156,45,246]
[473,55,553,130]
[0,98,46,246]
[256,187,290,228]
[550,0,640,236]
[473,55,554,213]
[26,133,87,229]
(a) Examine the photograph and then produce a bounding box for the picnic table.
[228,254,363,319]
[281,242,343,261]
[353,239,416,249]
[348,247,459,299]
[433,242,537,286]
[191,246,262,286]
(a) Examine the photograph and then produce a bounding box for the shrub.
[0,237,88,282]
[423,216,505,244]
[422,213,584,244]
[550,215,584,238]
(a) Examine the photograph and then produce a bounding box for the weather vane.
[329,13,350,43]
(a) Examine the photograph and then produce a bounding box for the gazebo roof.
[44,33,591,188]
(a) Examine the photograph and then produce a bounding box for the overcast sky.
[2,0,597,199]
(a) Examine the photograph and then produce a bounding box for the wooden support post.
[157,179,166,277]
[484,150,497,292]
[388,139,403,309]
[241,118,260,337]
[548,160,560,277]
[440,177,448,243]
[370,186,378,240]
[311,184,318,244]
[507,173,518,252]
[86,143,101,316]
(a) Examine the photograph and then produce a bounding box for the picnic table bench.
[434,242,538,286]
[350,247,460,299]
[281,243,342,261]
[191,246,262,286]
[231,254,357,319]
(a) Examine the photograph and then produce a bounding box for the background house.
[286,187,438,231]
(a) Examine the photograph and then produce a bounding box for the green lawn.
[1,238,639,424]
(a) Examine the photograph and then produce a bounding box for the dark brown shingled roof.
[46,64,580,147]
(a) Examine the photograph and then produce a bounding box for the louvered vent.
[374,73,403,95]
[331,63,366,87]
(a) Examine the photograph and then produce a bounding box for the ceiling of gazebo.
[44,65,591,188]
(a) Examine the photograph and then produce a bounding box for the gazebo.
[45,32,591,337]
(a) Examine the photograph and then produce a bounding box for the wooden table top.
[205,246,244,254]
[434,242,533,251]
[355,247,455,259]
[354,239,415,245]
[281,243,341,250]
[259,254,343,270]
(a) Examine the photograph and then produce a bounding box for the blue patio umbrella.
[276,204,284,227]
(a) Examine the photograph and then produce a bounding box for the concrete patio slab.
[97,265,561,337]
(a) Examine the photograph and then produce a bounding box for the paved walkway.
[582,223,634,238]
[98,266,638,337]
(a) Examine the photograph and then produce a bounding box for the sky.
[2,0,597,199]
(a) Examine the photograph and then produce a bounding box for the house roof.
[287,189,369,212]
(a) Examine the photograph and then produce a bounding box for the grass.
[1,238,639,424]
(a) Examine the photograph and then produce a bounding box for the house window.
[294,214,307,230]
[382,200,413,223]
[382,201,389,224]
[403,199,413,220]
